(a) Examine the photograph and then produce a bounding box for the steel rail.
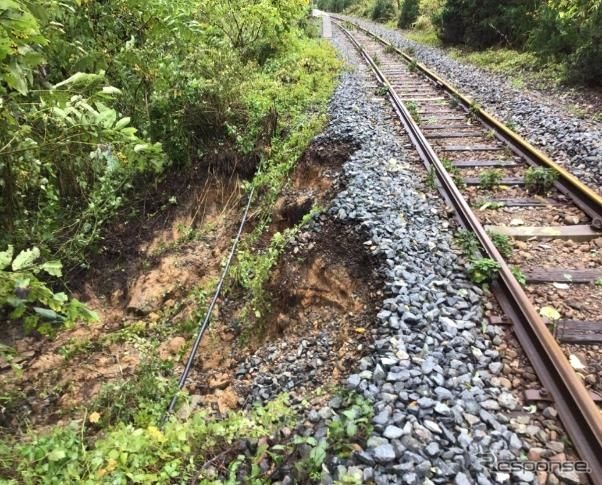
[332,15,602,228]
[332,19,602,482]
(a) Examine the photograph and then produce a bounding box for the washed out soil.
[0,133,377,436]
[185,217,383,414]
[179,135,385,415]
[0,164,244,430]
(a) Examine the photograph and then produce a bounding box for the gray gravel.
[317,27,566,484]
[337,14,602,193]
[206,23,578,484]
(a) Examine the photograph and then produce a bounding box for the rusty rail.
[332,18,602,483]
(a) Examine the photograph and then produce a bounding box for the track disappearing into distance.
[330,15,602,483]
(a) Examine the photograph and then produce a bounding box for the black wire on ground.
[162,186,255,425]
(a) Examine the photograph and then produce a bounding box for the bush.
[413,14,434,31]
[317,0,359,12]
[529,0,602,85]
[434,0,541,48]
[371,0,396,21]
[398,0,420,28]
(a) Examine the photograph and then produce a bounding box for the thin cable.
[162,186,255,424]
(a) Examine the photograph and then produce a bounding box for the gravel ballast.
[337,14,602,194]
[307,27,574,484]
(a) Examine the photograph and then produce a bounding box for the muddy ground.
[0,132,381,435]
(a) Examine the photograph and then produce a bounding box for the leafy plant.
[456,230,480,257]
[371,0,396,22]
[479,169,503,190]
[488,231,514,258]
[441,157,465,188]
[595,278,602,287]
[426,166,437,189]
[468,258,501,285]
[469,101,481,119]
[375,85,389,96]
[524,167,558,195]
[511,266,527,286]
[399,0,420,28]
[408,59,419,72]
[327,392,373,456]
[478,200,505,210]
[406,101,421,124]
[0,246,96,335]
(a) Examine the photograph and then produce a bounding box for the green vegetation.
[0,0,347,481]
[0,388,375,483]
[0,0,340,328]
[455,229,480,258]
[479,169,504,190]
[371,0,397,21]
[524,167,558,195]
[0,246,96,336]
[341,0,600,86]
[406,101,422,124]
[511,266,527,286]
[398,0,420,28]
[441,157,465,189]
[488,232,514,259]
[468,258,501,285]
[0,394,294,483]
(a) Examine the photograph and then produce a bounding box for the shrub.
[398,0,420,28]
[529,0,602,85]
[434,0,541,48]
[413,14,434,31]
[371,0,396,21]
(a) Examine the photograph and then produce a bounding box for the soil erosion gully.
[331,16,602,483]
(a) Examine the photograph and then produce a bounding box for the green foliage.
[1,0,340,329]
[456,229,480,257]
[434,0,541,48]
[2,394,293,483]
[232,227,297,321]
[93,358,178,429]
[398,0,420,28]
[529,0,602,85]
[406,101,421,124]
[426,166,437,189]
[468,258,501,285]
[488,232,514,258]
[441,157,465,188]
[0,245,96,335]
[479,169,503,190]
[317,0,359,12]
[524,167,558,195]
[371,0,396,21]
[326,392,373,456]
[511,266,527,286]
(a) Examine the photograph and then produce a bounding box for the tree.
[398,0,419,28]
[371,0,396,21]
[434,0,540,48]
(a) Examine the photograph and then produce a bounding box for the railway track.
[329,15,602,482]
